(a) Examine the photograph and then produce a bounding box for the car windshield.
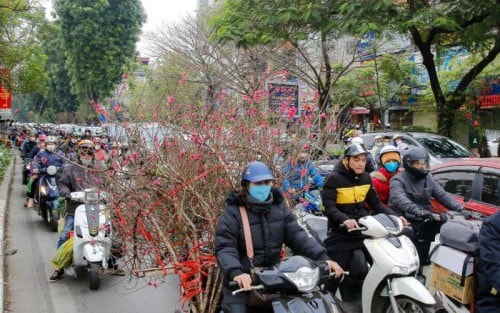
[415,137,472,158]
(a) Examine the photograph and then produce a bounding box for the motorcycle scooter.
[230,255,343,313]
[33,165,60,231]
[69,188,112,290]
[294,212,436,313]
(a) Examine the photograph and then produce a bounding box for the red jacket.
[370,167,397,204]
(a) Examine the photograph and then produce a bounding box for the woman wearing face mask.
[92,137,109,163]
[281,145,323,198]
[370,145,401,204]
[215,161,343,313]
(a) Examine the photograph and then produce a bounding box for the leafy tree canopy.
[54,0,146,103]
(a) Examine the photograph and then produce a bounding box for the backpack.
[439,218,482,255]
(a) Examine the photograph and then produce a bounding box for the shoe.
[49,269,64,281]
[27,198,34,208]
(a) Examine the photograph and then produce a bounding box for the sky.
[40,0,198,56]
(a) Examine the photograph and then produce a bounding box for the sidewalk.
[0,151,16,313]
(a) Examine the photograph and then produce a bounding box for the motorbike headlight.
[283,266,319,293]
[40,185,47,195]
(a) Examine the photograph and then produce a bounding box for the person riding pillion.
[281,145,323,197]
[215,161,343,313]
[370,145,402,204]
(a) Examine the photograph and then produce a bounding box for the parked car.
[360,132,475,165]
[431,159,500,220]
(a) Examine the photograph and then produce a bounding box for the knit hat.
[381,151,401,164]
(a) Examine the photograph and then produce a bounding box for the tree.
[210,0,360,147]
[54,0,145,106]
[338,0,500,137]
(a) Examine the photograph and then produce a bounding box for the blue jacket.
[281,159,323,192]
[476,212,500,313]
[33,150,65,172]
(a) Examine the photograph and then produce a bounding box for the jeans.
[57,214,74,249]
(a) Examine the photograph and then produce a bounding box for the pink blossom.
[167,96,175,104]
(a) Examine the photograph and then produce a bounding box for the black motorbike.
[34,165,60,232]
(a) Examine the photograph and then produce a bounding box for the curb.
[0,151,16,313]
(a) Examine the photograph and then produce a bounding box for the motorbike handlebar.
[231,284,265,296]
[338,223,367,232]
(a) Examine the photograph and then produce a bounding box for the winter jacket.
[370,167,398,204]
[321,159,395,253]
[57,161,103,215]
[215,187,329,287]
[21,140,37,160]
[33,150,65,172]
[281,159,323,192]
[476,212,500,313]
[388,171,462,217]
[322,159,395,232]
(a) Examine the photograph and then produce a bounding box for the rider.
[50,140,123,281]
[215,161,343,313]
[28,136,65,211]
[92,136,109,163]
[388,146,463,265]
[350,137,376,173]
[281,145,323,200]
[321,144,397,300]
[60,132,80,158]
[21,130,38,160]
[369,135,383,164]
[370,145,401,204]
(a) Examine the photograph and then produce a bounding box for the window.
[415,137,472,158]
[433,171,475,198]
[480,173,500,207]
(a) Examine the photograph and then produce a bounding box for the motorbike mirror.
[47,165,58,176]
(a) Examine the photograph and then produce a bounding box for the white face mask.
[94,145,101,151]
[46,144,56,152]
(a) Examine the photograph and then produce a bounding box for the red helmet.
[38,134,47,141]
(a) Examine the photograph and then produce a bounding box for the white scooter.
[70,188,112,290]
[295,212,436,313]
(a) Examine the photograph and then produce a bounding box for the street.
[4,154,184,313]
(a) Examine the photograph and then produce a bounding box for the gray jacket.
[388,171,462,216]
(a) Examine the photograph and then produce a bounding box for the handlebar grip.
[228,281,238,288]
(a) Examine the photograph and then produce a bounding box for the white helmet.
[351,137,364,145]
[46,136,57,144]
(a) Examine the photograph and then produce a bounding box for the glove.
[415,209,433,220]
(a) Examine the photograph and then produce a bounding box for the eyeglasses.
[253,180,273,185]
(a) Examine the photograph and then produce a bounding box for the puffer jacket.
[388,171,462,216]
[370,167,398,204]
[33,150,65,172]
[281,159,323,192]
[215,187,329,286]
[322,159,394,233]
[57,161,102,215]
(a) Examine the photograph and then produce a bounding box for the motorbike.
[70,188,112,290]
[33,165,60,231]
[22,158,30,185]
[294,212,436,313]
[230,255,343,313]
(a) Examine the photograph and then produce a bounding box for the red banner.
[0,85,11,109]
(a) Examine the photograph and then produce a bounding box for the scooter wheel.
[88,262,101,290]
[383,296,434,313]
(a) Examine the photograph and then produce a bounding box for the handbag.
[239,206,278,309]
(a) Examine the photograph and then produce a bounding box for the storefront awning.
[350,106,370,114]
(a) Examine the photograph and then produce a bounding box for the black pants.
[410,220,440,266]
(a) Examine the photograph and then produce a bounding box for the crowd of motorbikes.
[17,130,113,290]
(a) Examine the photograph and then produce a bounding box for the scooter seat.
[304,217,328,244]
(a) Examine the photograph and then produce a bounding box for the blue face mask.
[249,185,271,202]
[383,161,399,173]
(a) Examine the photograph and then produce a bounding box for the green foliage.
[54,0,146,103]
[0,146,12,183]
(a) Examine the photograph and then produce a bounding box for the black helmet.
[344,144,368,158]
[403,147,430,179]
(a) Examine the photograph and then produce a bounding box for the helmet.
[379,145,401,165]
[374,135,383,141]
[46,136,57,144]
[241,161,275,183]
[344,144,368,157]
[92,137,102,144]
[393,134,403,141]
[38,134,47,141]
[29,130,38,137]
[351,137,364,145]
[77,139,95,151]
[403,147,430,179]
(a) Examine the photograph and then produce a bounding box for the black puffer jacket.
[215,187,329,286]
